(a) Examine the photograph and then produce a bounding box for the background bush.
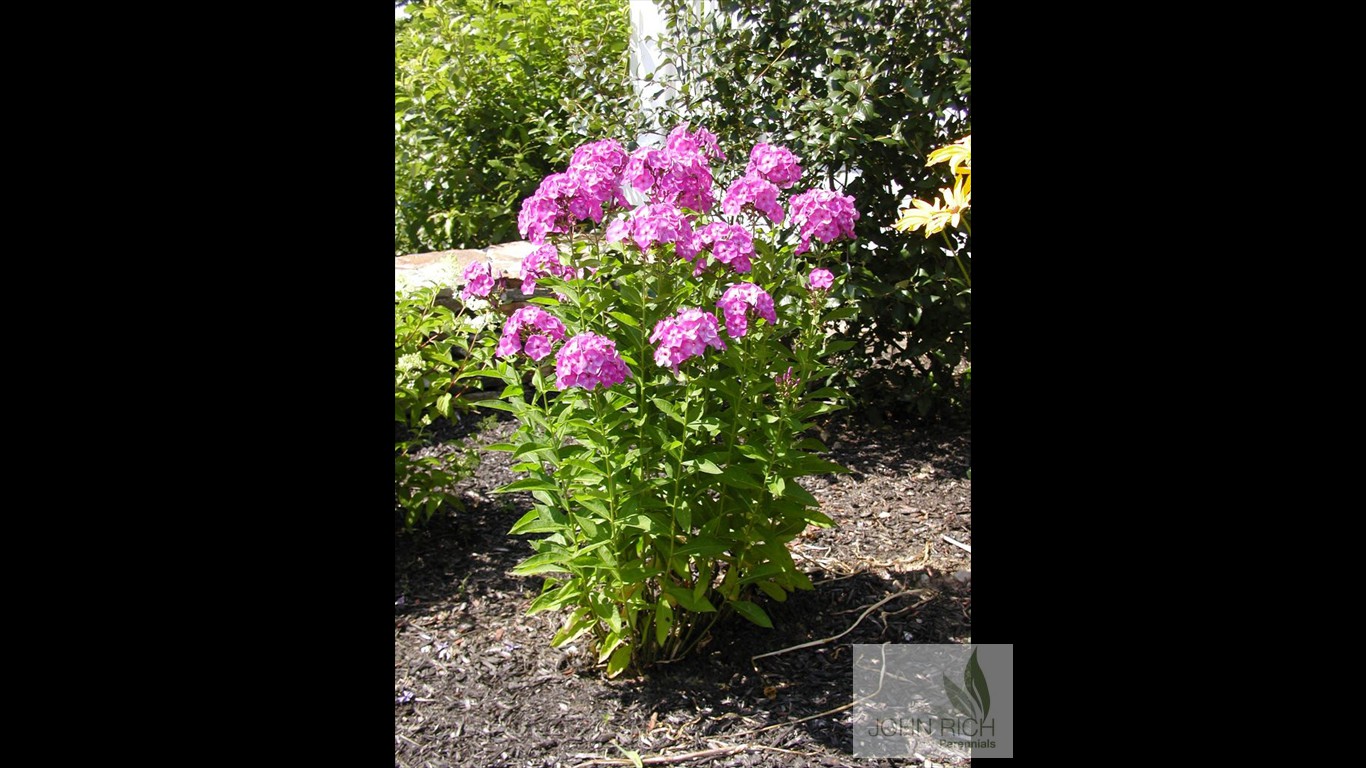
[395,0,634,255]
[644,0,971,418]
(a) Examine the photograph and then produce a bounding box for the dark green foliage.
[395,0,634,255]
[394,285,498,527]
[645,0,971,417]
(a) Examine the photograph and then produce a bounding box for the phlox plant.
[465,126,860,677]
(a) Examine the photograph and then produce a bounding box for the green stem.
[592,391,618,538]
[941,230,971,288]
[665,377,692,576]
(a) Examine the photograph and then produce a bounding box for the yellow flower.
[927,134,971,175]
[893,134,971,237]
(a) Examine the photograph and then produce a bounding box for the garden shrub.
[640,0,971,417]
[394,278,500,527]
[468,126,857,676]
[395,0,634,255]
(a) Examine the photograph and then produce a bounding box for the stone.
[395,241,540,312]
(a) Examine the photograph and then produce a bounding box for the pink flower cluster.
[665,123,725,164]
[775,366,801,392]
[623,125,723,212]
[721,175,785,224]
[808,268,834,290]
[555,332,631,390]
[788,189,860,255]
[460,260,496,300]
[690,222,754,276]
[570,139,629,175]
[716,283,777,338]
[519,243,577,293]
[496,306,567,361]
[650,308,727,370]
[606,203,698,261]
[746,143,802,189]
[518,139,629,243]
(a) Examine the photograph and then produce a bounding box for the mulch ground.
[395,407,971,767]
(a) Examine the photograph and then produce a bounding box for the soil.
[395,407,971,767]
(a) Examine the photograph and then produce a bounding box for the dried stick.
[941,534,971,553]
[566,744,750,767]
[751,589,931,661]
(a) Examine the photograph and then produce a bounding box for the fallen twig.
[729,643,894,739]
[751,590,931,662]
[941,534,971,553]
[566,744,749,767]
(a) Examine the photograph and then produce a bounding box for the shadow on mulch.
[395,408,970,767]
[609,569,968,757]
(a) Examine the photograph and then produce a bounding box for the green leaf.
[509,508,562,534]
[738,561,788,585]
[674,537,730,557]
[474,398,520,413]
[755,580,788,602]
[664,586,716,613]
[607,311,640,328]
[693,458,723,474]
[719,466,763,490]
[799,508,835,528]
[500,384,524,398]
[654,600,674,646]
[767,476,787,498]
[617,746,643,768]
[550,608,593,646]
[512,551,571,575]
[619,513,656,532]
[527,581,581,613]
[513,441,551,459]
[674,501,690,531]
[731,600,773,628]
[576,497,610,520]
[782,481,819,506]
[496,477,559,493]
[781,456,849,476]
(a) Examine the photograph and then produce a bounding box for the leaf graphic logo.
[943,647,991,721]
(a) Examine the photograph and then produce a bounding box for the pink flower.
[564,161,624,224]
[666,123,726,164]
[716,283,777,338]
[788,189,860,255]
[721,175,785,224]
[605,203,698,261]
[746,143,802,189]
[690,222,754,276]
[649,308,727,370]
[775,366,801,391]
[625,146,716,213]
[523,334,552,361]
[570,139,629,176]
[623,147,671,192]
[519,244,577,294]
[517,160,628,243]
[517,193,568,245]
[460,260,496,300]
[555,333,631,390]
[808,268,834,290]
[496,306,567,359]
